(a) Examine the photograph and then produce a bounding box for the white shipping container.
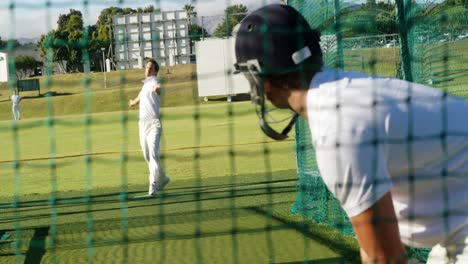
[0,52,9,82]
[196,38,250,97]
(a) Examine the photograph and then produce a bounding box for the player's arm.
[129,93,140,107]
[154,82,162,95]
[350,191,407,264]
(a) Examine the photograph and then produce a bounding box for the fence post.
[395,0,414,82]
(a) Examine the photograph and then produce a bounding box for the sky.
[0,0,284,39]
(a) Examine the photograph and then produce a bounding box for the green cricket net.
[289,0,468,262]
[0,0,467,263]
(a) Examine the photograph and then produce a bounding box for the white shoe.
[148,177,170,196]
[148,186,158,196]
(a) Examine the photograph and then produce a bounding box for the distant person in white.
[11,90,22,120]
[129,58,170,196]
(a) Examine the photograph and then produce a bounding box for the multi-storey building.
[113,10,190,69]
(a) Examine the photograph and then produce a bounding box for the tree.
[189,24,210,42]
[321,1,397,38]
[94,7,128,42]
[183,4,198,55]
[213,5,248,38]
[37,9,86,72]
[92,6,146,71]
[15,55,42,79]
[0,37,5,49]
[183,4,197,31]
[0,37,21,49]
[419,0,468,39]
[38,30,67,73]
[446,0,468,5]
[122,8,137,14]
[143,5,156,13]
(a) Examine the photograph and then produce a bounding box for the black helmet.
[233,4,320,140]
[235,4,321,75]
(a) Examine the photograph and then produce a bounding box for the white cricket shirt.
[11,95,21,106]
[306,67,468,248]
[138,76,161,121]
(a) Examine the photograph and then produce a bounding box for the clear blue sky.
[0,0,284,39]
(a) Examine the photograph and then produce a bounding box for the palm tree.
[183,4,197,31]
[183,4,198,57]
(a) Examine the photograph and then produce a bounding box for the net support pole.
[395,0,415,82]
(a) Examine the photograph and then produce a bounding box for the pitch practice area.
[0,65,359,263]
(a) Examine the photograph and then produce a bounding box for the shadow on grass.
[0,170,360,264]
[34,91,74,98]
[0,175,298,226]
[249,207,360,264]
[24,227,49,264]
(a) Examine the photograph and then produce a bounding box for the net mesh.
[290,0,467,262]
[0,0,467,263]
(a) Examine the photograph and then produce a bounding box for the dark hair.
[147,58,160,73]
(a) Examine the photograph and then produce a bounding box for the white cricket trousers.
[427,223,468,264]
[12,105,20,120]
[138,118,166,191]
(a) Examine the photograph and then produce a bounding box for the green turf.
[0,170,359,263]
[0,58,380,263]
[0,64,199,121]
[0,102,298,196]
[0,100,360,263]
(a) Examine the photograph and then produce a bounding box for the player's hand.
[154,82,161,95]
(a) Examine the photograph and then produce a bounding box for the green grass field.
[0,68,360,263]
[2,40,464,262]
